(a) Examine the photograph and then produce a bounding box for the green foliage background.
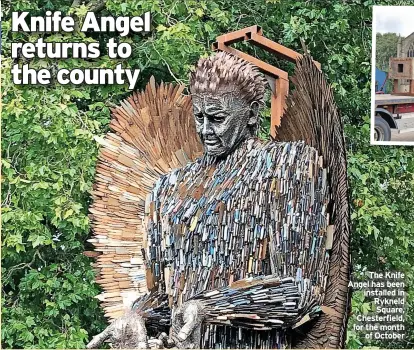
[375,32,399,71]
[1,0,413,348]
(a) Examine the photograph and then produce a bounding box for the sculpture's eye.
[195,112,204,122]
[212,113,226,122]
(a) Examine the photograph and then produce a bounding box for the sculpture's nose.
[202,117,213,137]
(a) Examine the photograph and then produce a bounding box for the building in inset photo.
[397,32,414,58]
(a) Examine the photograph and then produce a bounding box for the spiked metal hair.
[189,52,267,105]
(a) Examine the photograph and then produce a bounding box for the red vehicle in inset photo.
[374,57,414,141]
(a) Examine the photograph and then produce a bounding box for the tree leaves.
[376,33,399,72]
[347,119,414,348]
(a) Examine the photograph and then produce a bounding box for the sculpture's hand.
[146,332,177,349]
[171,300,205,349]
[87,311,148,349]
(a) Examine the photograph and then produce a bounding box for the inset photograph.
[372,6,414,144]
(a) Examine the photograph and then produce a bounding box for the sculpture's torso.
[145,138,331,348]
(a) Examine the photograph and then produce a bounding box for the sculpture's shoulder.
[245,137,312,158]
[237,138,317,182]
[151,156,205,198]
[252,138,312,154]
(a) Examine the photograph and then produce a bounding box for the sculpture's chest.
[145,140,327,308]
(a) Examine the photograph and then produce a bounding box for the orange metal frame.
[212,25,321,137]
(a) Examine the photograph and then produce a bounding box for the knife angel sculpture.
[87,52,350,349]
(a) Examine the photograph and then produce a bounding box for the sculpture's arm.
[172,274,323,346]
[94,274,319,348]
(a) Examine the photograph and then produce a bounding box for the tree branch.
[89,1,107,13]
[5,249,44,281]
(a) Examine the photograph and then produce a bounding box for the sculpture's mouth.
[204,138,220,146]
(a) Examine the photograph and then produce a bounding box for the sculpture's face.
[192,91,258,157]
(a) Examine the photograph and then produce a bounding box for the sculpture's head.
[189,52,266,157]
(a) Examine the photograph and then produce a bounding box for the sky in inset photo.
[375,6,414,36]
